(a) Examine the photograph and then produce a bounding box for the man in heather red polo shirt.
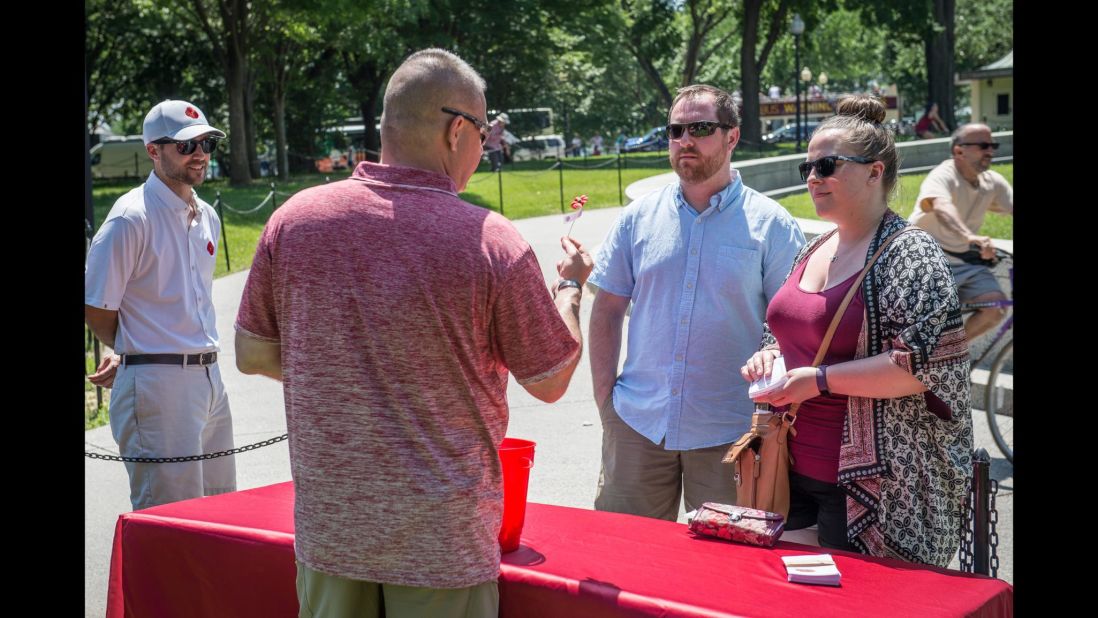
[234,48,593,618]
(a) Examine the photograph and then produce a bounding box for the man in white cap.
[85,99,236,511]
[484,111,509,171]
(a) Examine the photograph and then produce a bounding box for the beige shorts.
[593,395,737,521]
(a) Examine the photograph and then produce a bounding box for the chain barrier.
[958,488,975,573]
[466,169,499,184]
[559,158,618,170]
[86,433,288,463]
[620,156,671,168]
[216,192,275,215]
[988,479,999,578]
[504,161,562,176]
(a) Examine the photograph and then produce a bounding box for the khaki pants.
[109,361,236,511]
[296,563,499,618]
[594,396,736,521]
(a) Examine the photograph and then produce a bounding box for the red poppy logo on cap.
[207,241,215,255]
[185,107,200,119]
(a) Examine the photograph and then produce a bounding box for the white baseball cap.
[142,100,226,145]
[497,113,510,124]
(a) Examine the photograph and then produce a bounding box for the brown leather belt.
[123,352,218,367]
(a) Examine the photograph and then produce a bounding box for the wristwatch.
[815,365,831,396]
[556,278,581,292]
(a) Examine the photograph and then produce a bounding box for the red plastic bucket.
[498,437,536,553]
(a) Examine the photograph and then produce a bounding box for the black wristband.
[556,278,581,292]
[815,365,831,396]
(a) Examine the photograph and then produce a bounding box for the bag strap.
[786,226,914,419]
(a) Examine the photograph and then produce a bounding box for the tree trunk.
[927,0,956,130]
[633,50,674,110]
[739,0,763,145]
[360,93,381,163]
[245,70,261,179]
[226,47,251,186]
[273,91,289,181]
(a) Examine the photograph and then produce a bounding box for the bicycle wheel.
[984,339,1013,463]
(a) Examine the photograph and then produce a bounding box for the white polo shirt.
[85,171,221,355]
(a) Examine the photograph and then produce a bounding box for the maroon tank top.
[766,249,865,484]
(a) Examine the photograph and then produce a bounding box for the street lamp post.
[790,14,805,153]
[800,66,812,147]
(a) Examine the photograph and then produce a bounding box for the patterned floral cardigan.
[761,209,973,567]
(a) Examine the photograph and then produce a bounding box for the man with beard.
[85,100,236,510]
[909,123,1012,339]
[587,84,804,521]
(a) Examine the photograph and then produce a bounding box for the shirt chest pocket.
[714,245,760,289]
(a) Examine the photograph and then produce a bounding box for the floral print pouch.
[688,502,786,548]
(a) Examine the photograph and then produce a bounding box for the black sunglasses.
[665,121,732,140]
[798,155,877,182]
[153,137,220,155]
[441,107,489,144]
[958,141,1000,150]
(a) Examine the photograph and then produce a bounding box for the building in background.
[957,50,1013,131]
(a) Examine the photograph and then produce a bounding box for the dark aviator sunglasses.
[958,141,1000,150]
[153,137,221,155]
[665,121,733,140]
[798,155,877,182]
[441,107,489,144]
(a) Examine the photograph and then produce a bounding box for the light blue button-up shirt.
[589,170,805,450]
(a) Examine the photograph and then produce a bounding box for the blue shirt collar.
[673,168,743,215]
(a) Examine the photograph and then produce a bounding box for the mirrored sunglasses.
[665,121,732,140]
[153,137,220,155]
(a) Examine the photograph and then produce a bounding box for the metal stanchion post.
[558,160,565,213]
[270,182,278,210]
[617,152,623,205]
[216,192,231,272]
[497,169,504,216]
[972,448,991,575]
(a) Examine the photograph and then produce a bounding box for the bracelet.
[556,278,581,292]
[815,365,831,397]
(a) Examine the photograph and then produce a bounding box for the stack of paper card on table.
[781,553,841,586]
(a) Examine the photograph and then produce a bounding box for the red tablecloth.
[106,482,1012,617]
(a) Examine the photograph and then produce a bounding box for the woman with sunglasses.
[741,95,972,567]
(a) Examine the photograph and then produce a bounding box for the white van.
[90,136,153,179]
[511,134,565,162]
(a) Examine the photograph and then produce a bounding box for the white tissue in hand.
[748,356,787,398]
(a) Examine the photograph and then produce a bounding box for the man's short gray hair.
[381,48,486,150]
[951,123,992,148]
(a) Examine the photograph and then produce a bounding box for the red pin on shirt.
[207,241,215,256]
[564,194,588,236]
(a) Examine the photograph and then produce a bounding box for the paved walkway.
[85,193,1012,616]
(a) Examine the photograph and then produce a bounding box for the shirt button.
[676,354,684,361]
[680,318,688,325]
[691,249,698,255]
[671,388,679,395]
[686,282,693,289]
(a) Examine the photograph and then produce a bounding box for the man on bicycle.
[909,123,1013,339]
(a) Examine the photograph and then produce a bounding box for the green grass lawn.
[91,147,799,278]
[776,163,1013,240]
[85,152,1012,429]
